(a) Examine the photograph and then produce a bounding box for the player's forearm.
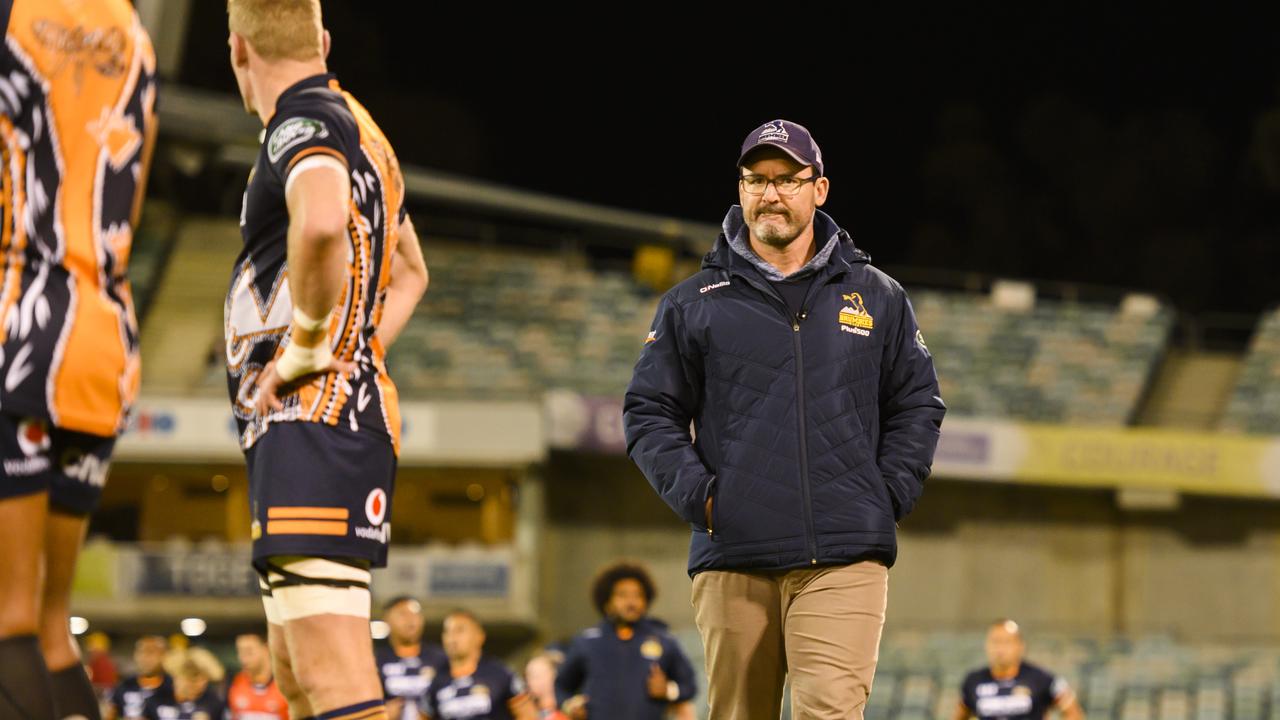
[377,257,428,348]
[286,219,347,344]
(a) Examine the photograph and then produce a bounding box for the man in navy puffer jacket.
[555,563,697,720]
[623,119,945,720]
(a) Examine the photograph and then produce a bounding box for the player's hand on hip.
[254,352,354,415]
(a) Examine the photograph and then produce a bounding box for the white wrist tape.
[274,307,334,383]
[275,340,332,383]
[292,306,331,332]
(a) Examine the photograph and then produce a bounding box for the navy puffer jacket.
[624,207,945,575]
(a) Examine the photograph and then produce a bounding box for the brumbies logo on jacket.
[838,293,874,336]
[640,638,664,660]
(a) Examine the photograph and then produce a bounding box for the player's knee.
[273,657,308,705]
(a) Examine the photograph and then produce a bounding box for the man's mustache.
[754,206,790,219]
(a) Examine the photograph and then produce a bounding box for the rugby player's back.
[226,73,405,452]
[0,0,157,435]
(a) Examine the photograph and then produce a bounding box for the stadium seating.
[1222,307,1280,434]
[911,291,1172,425]
[674,629,1280,719]
[386,243,1173,427]
[169,237,1174,429]
[384,240,659,399]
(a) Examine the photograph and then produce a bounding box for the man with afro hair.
[555,562,697,720]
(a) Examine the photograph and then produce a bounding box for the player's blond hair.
[162,647,226,684]
[227,0,323,62]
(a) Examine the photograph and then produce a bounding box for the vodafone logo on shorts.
[17,418,50,457]
[356,489,390,543]
[5,419,53,476]
[365,488,387,526]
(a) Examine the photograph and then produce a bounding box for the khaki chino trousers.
[692,561,889,720]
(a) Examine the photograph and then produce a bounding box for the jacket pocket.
[707,480,721,541]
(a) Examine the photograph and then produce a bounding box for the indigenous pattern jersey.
[0,0,156,436]
[225,73,406,453]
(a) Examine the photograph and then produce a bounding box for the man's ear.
[230,32,250,68]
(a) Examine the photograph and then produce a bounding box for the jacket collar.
[705,206,869,283]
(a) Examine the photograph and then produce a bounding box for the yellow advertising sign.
[933,418,1280,499]
[1017,425,1279,498]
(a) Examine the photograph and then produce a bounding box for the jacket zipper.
[791,312,818,565]
[729,269,821,565]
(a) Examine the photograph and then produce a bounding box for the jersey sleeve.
[1050,674,1073,702]
[506,665,526,699]
[959,673,978,711]
[108,684,126,714]
[419,676,440,719]
[661,635,697,703]
[264,109,349,188]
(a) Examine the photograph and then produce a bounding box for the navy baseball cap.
[738,119,824,176]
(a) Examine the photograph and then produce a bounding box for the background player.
[376,596,447,720]
[556,562,697,720]
[107,636,172,720]
[228,632,290,720]
[421,609,534,720]
[955,620,1085,720]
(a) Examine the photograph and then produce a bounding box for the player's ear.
[322,30,331,61]
[229,32,249,68]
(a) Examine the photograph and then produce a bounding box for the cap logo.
[759,121,789,143]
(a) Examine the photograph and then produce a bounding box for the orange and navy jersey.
[0,0,155,437]
[225,73,404,453]
[227,671,290,720]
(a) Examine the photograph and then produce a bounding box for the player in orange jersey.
[0,1,156,717]
[228,632,291,720]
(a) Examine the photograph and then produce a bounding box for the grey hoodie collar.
[722,206,842,282]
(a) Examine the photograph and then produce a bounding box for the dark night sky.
[180,3,1280,314]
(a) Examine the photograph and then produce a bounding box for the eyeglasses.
[739,172,820,196]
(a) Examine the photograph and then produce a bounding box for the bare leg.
[39,510,88,669]
[40,510,102,719]
[0,491,54,719]
[268,620,316,719]
[282,613,382,714]
[0,492,48,637]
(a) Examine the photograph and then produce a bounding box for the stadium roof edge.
[161,85,721,251]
